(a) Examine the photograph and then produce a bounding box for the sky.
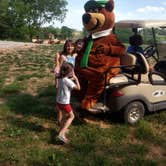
[52,0,166,31]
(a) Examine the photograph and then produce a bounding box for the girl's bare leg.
[58,111,75,140]
[58,110,62,125]
[55,106,62,126]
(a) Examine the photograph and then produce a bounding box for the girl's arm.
[54,51,60,72]
[72,71,80,90]
[73,53,78,58]
[59,54,66,67]
[54,52,66,73]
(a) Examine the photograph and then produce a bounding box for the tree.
[0,0,68,40]
[23,0,68,40]
[42,26,61,39]
[60,26,74,39]
[115,28,132,43]
[0,0,11,39]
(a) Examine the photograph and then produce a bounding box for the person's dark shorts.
[56,103,73,113]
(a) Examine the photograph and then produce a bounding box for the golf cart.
[95,20,166,125]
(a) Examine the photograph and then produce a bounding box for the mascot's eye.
[94,8,99,13]
[89,8,99,13]
[89,9,93,12]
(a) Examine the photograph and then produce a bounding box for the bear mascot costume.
[75,0,126,112]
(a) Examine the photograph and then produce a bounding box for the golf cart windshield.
[115,20,166,29]
[114,20,166,61]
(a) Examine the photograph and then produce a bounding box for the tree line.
[0,0,82,41]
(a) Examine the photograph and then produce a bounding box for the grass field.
[0,45,166,166]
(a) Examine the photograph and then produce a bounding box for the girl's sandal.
[57,135,69,144]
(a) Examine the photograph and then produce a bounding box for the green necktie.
[80,39,93,68]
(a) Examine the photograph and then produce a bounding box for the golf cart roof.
[115,20,166,29]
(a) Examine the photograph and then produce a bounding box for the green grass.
[0,44,165,166]
[0,82,25,96]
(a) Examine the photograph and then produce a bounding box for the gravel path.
[0,40,38,52]
[0,40,37,48]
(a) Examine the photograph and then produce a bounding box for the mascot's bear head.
[82,0,115,33]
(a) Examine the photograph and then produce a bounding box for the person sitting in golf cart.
[127,34,155,71]
[127,34,144,55]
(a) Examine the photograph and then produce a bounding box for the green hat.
[96,0,108,7]
[84,0,109,12]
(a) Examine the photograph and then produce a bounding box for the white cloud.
[162,2,166,6]
[137,6,165,13]
[115,11,135,21]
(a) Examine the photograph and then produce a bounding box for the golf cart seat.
[132,52,166,84]
[109,52,166,86]
[108,52,146,86]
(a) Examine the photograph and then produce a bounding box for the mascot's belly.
[86,34,124,74]
[88,54,120,74]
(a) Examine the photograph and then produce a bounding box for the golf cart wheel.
[123,101,145,125]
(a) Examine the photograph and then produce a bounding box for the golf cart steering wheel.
[144,45,159,62]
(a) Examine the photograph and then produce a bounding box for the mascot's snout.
[82,0,115,33]
[82,13,105,32]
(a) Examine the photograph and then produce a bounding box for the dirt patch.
[0,40,45,53]
[146,144,165,160]
[0,98,6,104]
[84,117,111,128]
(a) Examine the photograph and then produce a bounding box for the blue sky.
[52,0,166,30]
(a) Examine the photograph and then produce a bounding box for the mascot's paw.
[81,99,109,114]
[88,103,109,114]
[81,98,97,110]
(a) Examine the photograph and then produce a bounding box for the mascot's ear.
[105,0,114,11]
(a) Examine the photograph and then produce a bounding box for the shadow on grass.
[4,113,65,145]
[5,85,56,120]
[75,107,124,125]
[6,116,46,132]
[4,85,85,137]
[5,84,125,129]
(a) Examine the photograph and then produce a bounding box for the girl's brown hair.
[129,34,143,46]
[59,62,73,78]
[75,38,86,53]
